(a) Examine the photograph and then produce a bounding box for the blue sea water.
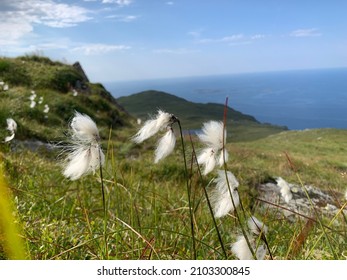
[104,68,347,130]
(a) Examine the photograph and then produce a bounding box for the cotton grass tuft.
[4,118,17,143]
[154,127,176,163]
[197,121,228,175]
[61,111,104,181]
[209,170,239,218]
[132,110,176,144]
[231,216,268,260]
[231,235,267,260]
[132,109,178,163]
[276,177,293,203]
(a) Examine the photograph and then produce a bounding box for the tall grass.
[0,109,346,260]
[0,163,28,259]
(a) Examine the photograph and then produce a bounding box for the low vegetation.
[0,55,346,260]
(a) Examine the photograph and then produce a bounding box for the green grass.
[0,55,346,260]
[1,126,346,259]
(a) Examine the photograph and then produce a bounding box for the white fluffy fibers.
[132,110,175,144]
[209,170,240,218]
[198,121,226,150]
[4,118,17,142]
[154,128,176,163]
[4,134,15,143]
[62,111,104,180]
[70,111,100,143]
[217,148,229,167]
[43,104,50,114]
[248,216,268,236]
[197,147,217,175]
[276,177,293,203]
[231,235,266,260]
[197,121,228,174]
[6,118,17,134]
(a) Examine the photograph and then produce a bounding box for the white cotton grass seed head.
[248,216,268,236]
[276,177,293,203]
[209,170,239,218]
[197,147,216,175]
[4,134,15,143]
[6,118,17,134]
[70,111,100,143]
[132,110,176,144]
[29,93,36,101]
[63,145,105,181]
[231,235,266,260]
[198,121,226,150]
[218,148,229,167]
[43,104,50,114]
[30,100,36,108]
[197,121,228,174]
[4,118,17,143]
[62,111,105,181]
[154,128,176,163]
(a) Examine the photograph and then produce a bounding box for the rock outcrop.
[255,178,346,221]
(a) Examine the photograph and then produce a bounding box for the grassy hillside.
[0,55,346,260]
[117,90,287,142]
[0,55,132,142]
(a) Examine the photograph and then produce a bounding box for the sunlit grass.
[1,126,346,259]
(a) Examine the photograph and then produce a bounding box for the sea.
[104,68,347,130]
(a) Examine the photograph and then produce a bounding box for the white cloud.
[196,33,267,46]
[0,0,94,53]
[102,0,132,6]
[198,34,244,44]
[0,19,33,45]
[290,28,322,37]
[105,14,139,22]
[153,48,199,54]
[251,34,266,40]
[0,0,92,47]
[188,28,205,38]
[71,43,131,55]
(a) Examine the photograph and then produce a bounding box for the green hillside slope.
[117,90,287,141]
[0,55,131,142]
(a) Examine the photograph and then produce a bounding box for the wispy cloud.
[105,14,139,22]
[71,43,131,55]
[166,1,174,5]
[290,28,322,37]
[0,0,92,45]
[251,34,266,40]
[196,33,266,46]
[198,34,244,44]
[153,48,199,54]
[102,0,132,6]
[0,0,93,50]
[187,28,205,38]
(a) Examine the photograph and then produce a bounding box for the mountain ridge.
[117,90,288,141]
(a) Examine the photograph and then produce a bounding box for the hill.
[117,90,287,141]
[1,55,346,261]
[0,55,132,142]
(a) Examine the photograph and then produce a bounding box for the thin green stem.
[177,120,197,260]
[221,97,257,259]
[99,145,108,260]
[189,133,228,259]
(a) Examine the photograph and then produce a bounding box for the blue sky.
[0,0,346,82]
